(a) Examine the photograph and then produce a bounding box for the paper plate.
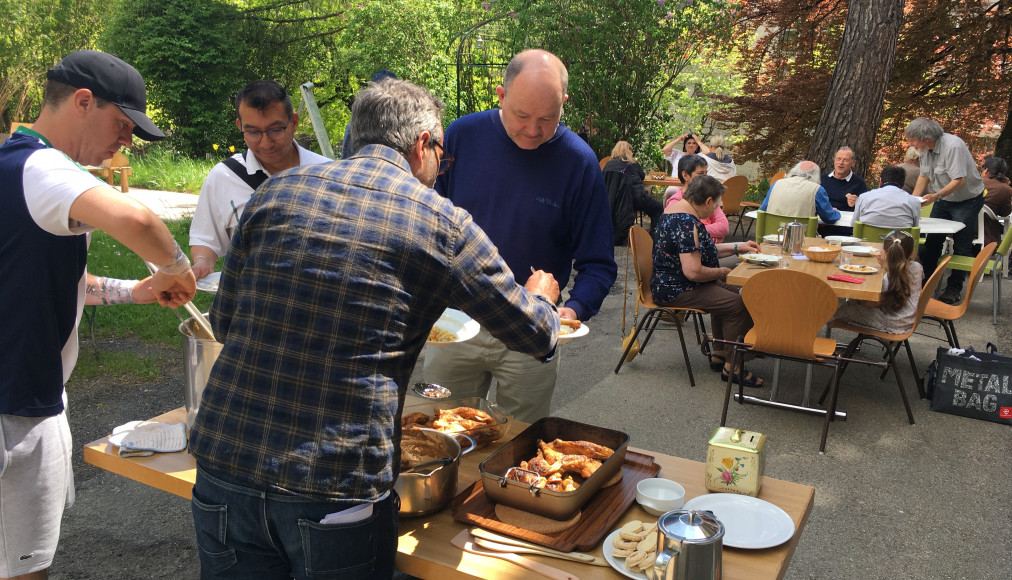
[839,264,879,274]
[602,529,650,580]
[195,271,221,293]
[824,235,861,244]
[426,308,480,346]
[682,493,795,549]
[841,245,873,255]
[558,322,589,344]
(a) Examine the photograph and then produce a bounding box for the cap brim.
[120,106,165,141]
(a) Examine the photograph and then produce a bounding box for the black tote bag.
[925,344,1012,425]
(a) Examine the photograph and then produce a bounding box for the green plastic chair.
[755,211,819,241]
[942,219,1012,325]
[852,221,921,256]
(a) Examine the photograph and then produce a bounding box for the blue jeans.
[191,464,399,579]
[919,194,985,291]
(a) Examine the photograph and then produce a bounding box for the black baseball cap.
[46,50,165,142]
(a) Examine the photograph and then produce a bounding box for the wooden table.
[727,237,885,301]
[643,177,683,189]
[84,407,815,580]
[742,210,966,235]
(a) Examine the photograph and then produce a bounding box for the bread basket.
[802,245,841,263]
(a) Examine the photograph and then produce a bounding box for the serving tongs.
[143,260,215,340]
[450,530,580,580]
[469,528,608,567]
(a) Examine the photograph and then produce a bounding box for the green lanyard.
[14,125,92,173]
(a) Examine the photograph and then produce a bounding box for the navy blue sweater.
[435,110,616,320]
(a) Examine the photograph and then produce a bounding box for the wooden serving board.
[450,450,659,552]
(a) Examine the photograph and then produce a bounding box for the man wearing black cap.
[0,50,195,579]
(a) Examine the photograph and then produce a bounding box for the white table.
[743,210,965,235]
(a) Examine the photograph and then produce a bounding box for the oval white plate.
[602,529,650,580]
[426,308,480,346]
[762,234,783,244]
[839,264,879,275]
[825,235,861,244]
[682,493,795,549]
[558,322,589,344]
[841,245,873,255]
[195,271,221,293]
[740,253,781,265]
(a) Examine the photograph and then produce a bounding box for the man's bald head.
[496,49,570,150]
[502,49,568,96]
[787,160,822,184]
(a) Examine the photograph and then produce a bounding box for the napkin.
[108,421,187,457]
[827,274,866,284]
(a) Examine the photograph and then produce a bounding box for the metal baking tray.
[401,396,510,446]
[478,416,629,520]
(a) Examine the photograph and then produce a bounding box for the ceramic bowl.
[635,478,686,516]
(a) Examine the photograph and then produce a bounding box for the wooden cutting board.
[450,450,659,552]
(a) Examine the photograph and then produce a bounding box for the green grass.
[72,349,164,382]
[127,146,216,193]
[86,217,217,346]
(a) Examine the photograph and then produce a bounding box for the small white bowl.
[635,478,685,516]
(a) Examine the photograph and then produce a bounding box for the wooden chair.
[615,225,707,386]
[599,155,612,170]
[922,243,996,347]
[719,270,846,452]
[826,256,950,410]
[769,170,786,185]
[86,150,132,192]
[720,175,749,238]
[754,211,819,240]
[853,221,920,249]
[938,220,1012,325]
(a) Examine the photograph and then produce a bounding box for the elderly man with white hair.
[758,160,841,224]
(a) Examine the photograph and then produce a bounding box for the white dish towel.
[108,421,187,457]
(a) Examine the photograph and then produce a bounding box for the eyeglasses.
[240,116,292,142]
[431,141,454,175]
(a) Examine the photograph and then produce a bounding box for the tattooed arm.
[85,273,160,305]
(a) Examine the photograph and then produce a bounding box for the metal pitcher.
[651,510,724,580]
[779,221,806,255]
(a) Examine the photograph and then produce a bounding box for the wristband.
[86,277,139,305]
[159,242,192,276]
[734,243,739,255]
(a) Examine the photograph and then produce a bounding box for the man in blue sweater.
[424,49,617,422]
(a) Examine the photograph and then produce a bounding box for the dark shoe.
[708,354,726,372]
[938,286,962,305]
[721,367,764,388]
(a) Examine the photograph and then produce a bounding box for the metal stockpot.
[179,317,223,430]
[652,509,725,580]
[395,429,476,516]
[779,221,807,255]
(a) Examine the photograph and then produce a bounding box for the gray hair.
[787,160,821,184]
[905,117,944,141]
[349,78,444,157]
[835,146,854,158]
[903,146,920,163]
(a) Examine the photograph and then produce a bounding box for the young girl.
[832,231,923,333]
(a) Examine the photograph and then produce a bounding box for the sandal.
[721,366,764,388]
[708,354,726,372]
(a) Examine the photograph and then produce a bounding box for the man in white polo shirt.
[852,165,921,228]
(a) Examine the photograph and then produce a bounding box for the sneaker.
[938,286,962,305]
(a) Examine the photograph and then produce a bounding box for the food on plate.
[512,438,615,491]
[841,264,877,274]
[399,429,446,470]
[612,520,659,574]
[427,326,458,342]
[559,318,582,335]
[401,406,503,444]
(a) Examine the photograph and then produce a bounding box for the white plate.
[841,245,873,255]
[740,253,781,265]
[426,308,480,346]
[824,235,861,244]
[682,493,795,549]
[602,529,650,580]
[762,234,783,244]
[839,264,879,274]
[195,271,221,293]
[558,322,589,344]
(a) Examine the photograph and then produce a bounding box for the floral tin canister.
[705,427,767,497]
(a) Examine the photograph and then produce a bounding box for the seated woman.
[603,140,664,242]
[663,154,729,242]
[832,231,923,334]
[651,175,765,387]
[697,136,737,183]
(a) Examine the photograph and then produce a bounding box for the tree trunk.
[995,94,1012,162]
[807,0,905,178]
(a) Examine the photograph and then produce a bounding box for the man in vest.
[0,50,196,579]
[189,80,330,279]
[758,160,841,224]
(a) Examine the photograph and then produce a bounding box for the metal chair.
[615,226,707,386]
[939,218,1012,325]
[721,175,750,238]
[826,256,951,411]
[719,270,848,452]
[852,222,920,255]
[923,243,996,346]
[754,211,819,241]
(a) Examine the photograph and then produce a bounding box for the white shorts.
[0,411,75,577]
